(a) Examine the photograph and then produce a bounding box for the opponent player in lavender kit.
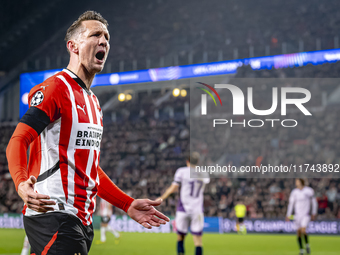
[159,152,210,255]
[286,179,317,255]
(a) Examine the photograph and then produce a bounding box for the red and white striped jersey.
[24,69,103,226]
[99,198,112,217]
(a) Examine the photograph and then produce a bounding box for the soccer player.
[286,179,317,255]
[234,200,247,234]
[20,235,30,255]
[6,11,169,255]
[99,198,120,242]
[159,152,210,255]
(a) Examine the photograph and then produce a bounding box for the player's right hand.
[285,216,290,222]
[127,198,170,229]
[18,175,56,213]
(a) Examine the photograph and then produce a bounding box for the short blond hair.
[65,10,108,45]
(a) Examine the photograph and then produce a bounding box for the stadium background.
[1,0,340,254]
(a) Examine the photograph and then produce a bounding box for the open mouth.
[95,51,105,61]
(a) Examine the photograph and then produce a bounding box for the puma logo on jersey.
[77,104,86,115]
[40,85,49,91]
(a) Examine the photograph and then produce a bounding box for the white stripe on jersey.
[83,90,94,124]
[83,149,94,224]
[39,118,61,177]
[40,131,47,179]
[92,150,100,212]
[95,153,100,185]
[90,93,101,187]
[57,75,77,208]
[81,90,96,224]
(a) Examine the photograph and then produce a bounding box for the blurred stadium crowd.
[1,0,340,74]
[1,62,340,220]
[1,0,340,222]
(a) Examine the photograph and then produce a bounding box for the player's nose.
[99,35,108,47]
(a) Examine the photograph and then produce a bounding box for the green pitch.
[0,229,339,255]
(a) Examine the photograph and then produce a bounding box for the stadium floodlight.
[126,94,132,101]
[180,89,187,97]
[173,88,180,97]
[118,93,126,101]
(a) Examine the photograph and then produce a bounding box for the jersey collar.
[63,68,91,95]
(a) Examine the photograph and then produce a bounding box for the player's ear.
[67,40,79,54]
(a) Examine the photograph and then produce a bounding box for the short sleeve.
[173,168,183,184]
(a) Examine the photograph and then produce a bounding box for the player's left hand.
[127,199,170,229]
[311,214,316,221]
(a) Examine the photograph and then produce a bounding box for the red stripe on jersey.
[58,86,73,203]
[74,149,90,225]
[93,95,103,126]
[87,150,99,220]
[23,204,27,215]
[87,94,98,125]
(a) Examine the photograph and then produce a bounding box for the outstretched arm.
[311,196,318,220]
[97,166,134,212]
[285,191,295,221]
[97,167,170,228]
[159,183,179,200]
[127,199,169,229]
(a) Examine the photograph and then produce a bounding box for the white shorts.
[175,211,204,236]
[294,215,311,229]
